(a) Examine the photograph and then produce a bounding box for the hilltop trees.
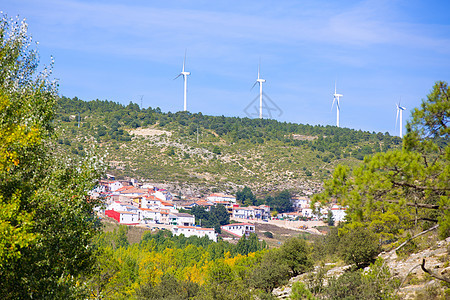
[313,81,450,240]
[0,14,103,298]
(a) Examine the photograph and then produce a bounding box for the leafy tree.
[323,259,397,300]
[312,81,450,240]
[190,205,229,233]
[236,233,266,255]
[279,237,313,276]
[250,249,290,293]
[266,190,293,213]
[210,204,230,226]
[0,14,103,298]
[338,226,380,268]
[236,186,256,206]
[327,209,335,226]
[136,273,200,300]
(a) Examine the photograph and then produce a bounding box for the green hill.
[54,96,402,196]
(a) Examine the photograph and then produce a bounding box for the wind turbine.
[396,101,406,138]
[252,61,266,119]
[174,50,190,111]
[331,82,343,127]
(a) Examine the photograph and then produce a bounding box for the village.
[92,177,348,242]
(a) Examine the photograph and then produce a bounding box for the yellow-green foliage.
[89,237,266,299]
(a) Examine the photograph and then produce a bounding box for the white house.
[221,223,255,237]
[232,207,255,219]
[207,193,237,203]
[291,197,310,211]
[153,189,173,201]
[138,208,161,224]
[253,205,270,220]
[108,201,139,213]
[172,226,217,242]
[280,212,302,220]
[232,205,270,220]
[141,195,163,209]
[105,210,139,225]
[109,181,124,192]
[168,213,195,226]
[330,205,347,222]
[185,200,214,211]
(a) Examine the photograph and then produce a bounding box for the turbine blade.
[174,74,182,80]
[251,81,258,90]
[331,97,336,111]
[336,99,340,110]
[334,81,337,95]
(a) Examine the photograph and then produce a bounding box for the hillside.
[54,96,402,196]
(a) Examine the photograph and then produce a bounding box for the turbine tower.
[252,61,266,119]
[174,50,190,111]
[396,102,406,138]
[332,82,343,127]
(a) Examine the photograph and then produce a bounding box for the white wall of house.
[141,197,161,209]
[119,211,139,224]
[139,209,161,224]
[109,181,123,192]
[169,213,195,226]
[207,194,237,203]
[233,208,255,219]
[172,226,217,242]
[331,209,346,222]
[221,223,255,237]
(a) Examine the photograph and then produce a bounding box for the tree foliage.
[266,190,293,213]
[0,14,103,298]
[190,204,229,233]
[279,237,313,276]
[338,226,380,268]
[236,186,256,206]
[313,81,450,239]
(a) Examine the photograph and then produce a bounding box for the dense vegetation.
[89,226,306,299]
[0,14,103,299]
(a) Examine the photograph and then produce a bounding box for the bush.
[279,237,313,276]
[339,227,380,268]
[263,231,274,238]
[250,250,290,292]
[290,282,316,300]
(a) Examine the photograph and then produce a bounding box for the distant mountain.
[54,96,402,197]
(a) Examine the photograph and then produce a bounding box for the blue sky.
[4,0,450,135]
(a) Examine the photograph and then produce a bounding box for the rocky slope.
[273,236,450,299]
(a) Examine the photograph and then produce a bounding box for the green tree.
[327,209,335,226]
[236,186,256,207]
[266,190,293,213]
[279,237,313,276]
[338,226,380,268]
[0,14,103,298]
[312,81,450,240]
[250,249,291,293]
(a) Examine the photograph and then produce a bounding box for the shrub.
[263,231,274,239]
[339,227,380,268]
[279,237,313,276]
